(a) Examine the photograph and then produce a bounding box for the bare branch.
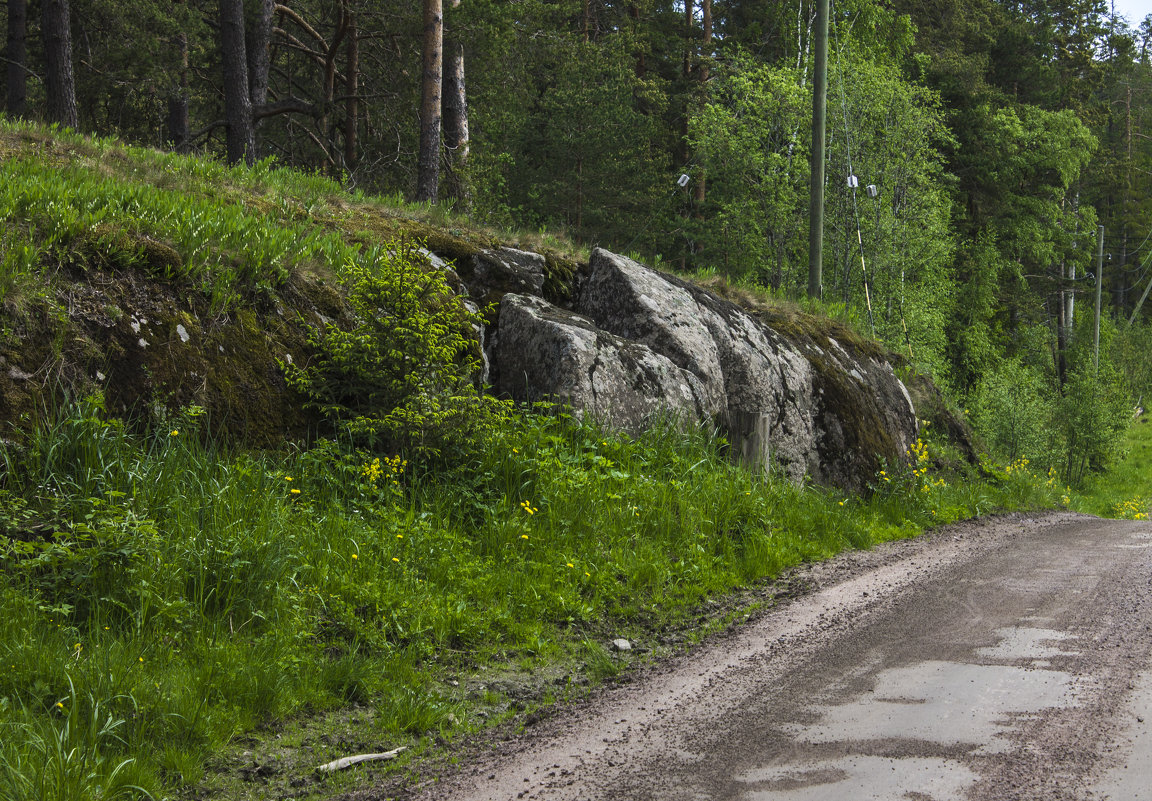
[254,97,318,120]
[275,4,326,45]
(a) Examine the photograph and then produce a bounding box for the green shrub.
[969,357,1057,465]
[1055,361,1130,484]
[285,239,510,459]
[1115,322,1152,405]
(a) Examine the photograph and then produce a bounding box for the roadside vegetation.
[0,119,1147,800]
[0,394,1069,801]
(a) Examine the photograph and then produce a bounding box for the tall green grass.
[0,396,1065,797]
[1075,413,1151,520]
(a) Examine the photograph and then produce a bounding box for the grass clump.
[0,392,1068,798]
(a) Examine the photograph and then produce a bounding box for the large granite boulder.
[491,295,716,430]
[490,248,918,492]
[459,247,546,311]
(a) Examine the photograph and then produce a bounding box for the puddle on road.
[735,756,977,801]
[733,628,1082,800]
[975,626,1077,665]
[788,659,1076,754]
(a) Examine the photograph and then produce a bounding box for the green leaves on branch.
[286,240,510,459]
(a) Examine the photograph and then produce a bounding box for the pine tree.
[42,0,78,129]
[5,0,28,117]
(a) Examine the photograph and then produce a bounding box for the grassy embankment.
[0,119,1104,800]
[1075,412,1151,520]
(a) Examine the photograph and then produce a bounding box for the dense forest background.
[4,0,1152,475]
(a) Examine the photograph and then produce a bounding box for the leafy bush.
[969,357,1056,465]
[286,239,510,458]
[1114,322,1152,406]
[1055,362,1131,484]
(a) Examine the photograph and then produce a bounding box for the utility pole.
[1094,225,1103,372]
[808,0,829,300]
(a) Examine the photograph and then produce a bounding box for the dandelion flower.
[566,562,574,568]
[284,475,293,482]
[138,657,144,663]
[351,553,358,560]
[290,488,301,495]
[521,534,529,540]
[56,702,64,709]
[392,557,400,563]
[170,429,179,437]
[396,534,403,539]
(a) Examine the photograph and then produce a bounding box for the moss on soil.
[0,262,341,446]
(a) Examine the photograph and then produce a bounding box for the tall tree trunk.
[248,0,274,109]
[219,0,255,165]
[679,0,694,267]
[344,10,359,173]
[41,0,78,129]
[442,0,469,205]
[416,0,443,203]
[628,5,646,78]
[693,0,711,211]
[6,0,28,117]
[167,0,190,149]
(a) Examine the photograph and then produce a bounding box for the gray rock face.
[492,295,714,431]
[466,247,546,308]
[489,248,918,492]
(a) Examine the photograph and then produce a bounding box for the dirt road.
[402,512,1152,801]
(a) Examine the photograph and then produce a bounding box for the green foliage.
[1076,414,1152,519]
[0,390,1061,796]
[1055,360,1131,484]
[969,357,1057,465]
[285,240,510,457]
[0,680,152,801]
[1114,322,1152,404]
[689,48,956,379]
[688,52,809,286]
[0,133,361,306]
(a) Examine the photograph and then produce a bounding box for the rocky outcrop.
[0,230,921,491]
[492,295,716,430]
[489,248,918,491]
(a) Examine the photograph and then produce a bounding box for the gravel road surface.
[396,512,1152,801]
